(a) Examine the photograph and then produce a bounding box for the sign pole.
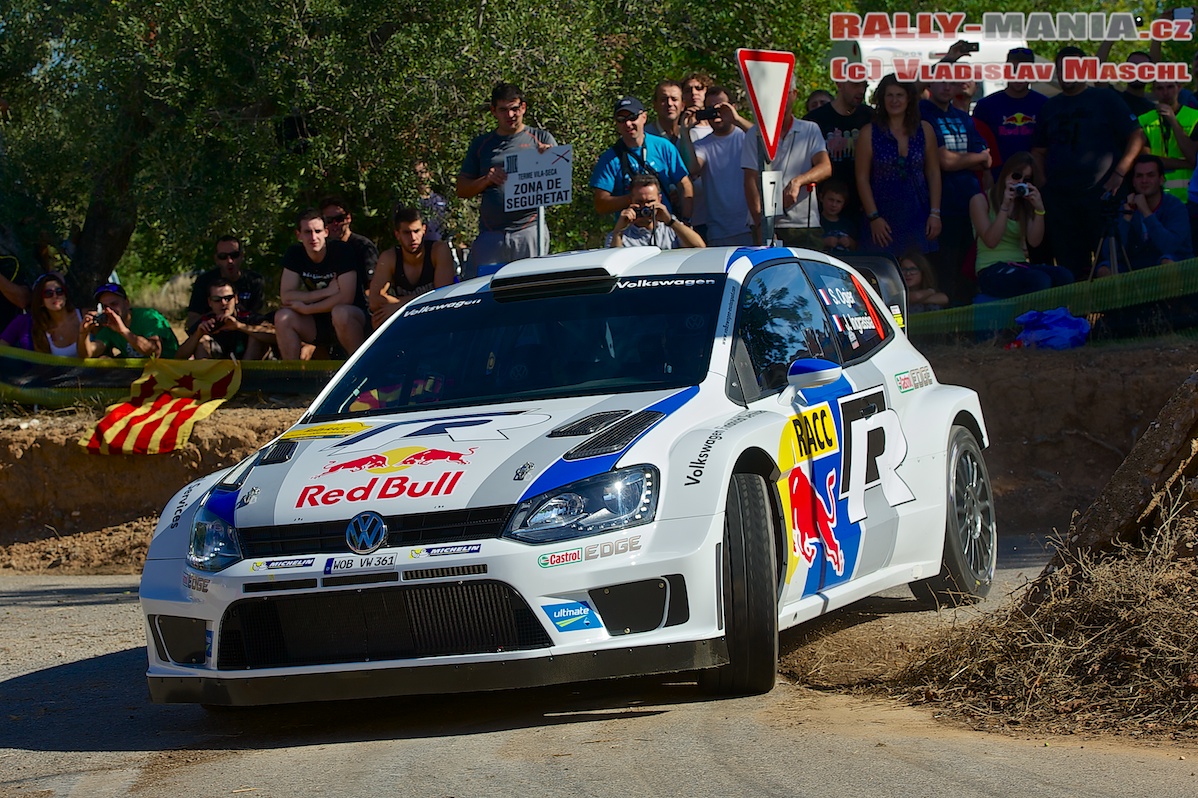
[537,206,545,255]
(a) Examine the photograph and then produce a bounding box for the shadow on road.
[0,647,715,754]
[0,583,138,609]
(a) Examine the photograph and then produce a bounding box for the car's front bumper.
[147,637,728,705]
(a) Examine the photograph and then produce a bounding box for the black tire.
[911,425,997,608]
[706,473,779,695]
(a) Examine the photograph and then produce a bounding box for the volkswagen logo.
[345,512,388,555]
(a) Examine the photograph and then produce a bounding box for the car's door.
[798,258,916,588]
[729,259,860,606]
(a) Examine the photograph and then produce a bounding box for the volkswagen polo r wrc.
[140,245,995,705]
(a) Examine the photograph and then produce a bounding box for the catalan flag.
[80,359,242,455]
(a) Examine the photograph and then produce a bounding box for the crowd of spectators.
[4,40,1198,363]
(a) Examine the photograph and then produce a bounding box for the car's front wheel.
[706,473,779,695]
[911,425,996,608]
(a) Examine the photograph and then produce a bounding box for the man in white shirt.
[741,80,832,246]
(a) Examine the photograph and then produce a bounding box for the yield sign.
[736,49,795,162]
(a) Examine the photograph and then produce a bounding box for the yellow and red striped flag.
[80,359,242,455]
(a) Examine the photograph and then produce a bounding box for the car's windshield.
[310,274,727,419]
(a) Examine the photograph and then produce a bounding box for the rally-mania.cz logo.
[829,12,1193,43]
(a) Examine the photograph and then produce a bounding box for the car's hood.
[228,387,698,528]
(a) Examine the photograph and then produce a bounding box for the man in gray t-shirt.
[608,174,705,249]
[456,82,556,278]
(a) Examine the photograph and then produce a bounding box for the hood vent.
[564,410,665,461]
[258,440,298,466]
[548,410,631,438]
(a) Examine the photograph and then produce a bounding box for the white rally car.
[140,246,995,705]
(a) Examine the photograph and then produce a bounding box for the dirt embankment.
[3,339,1198,573]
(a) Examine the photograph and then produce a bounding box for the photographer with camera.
[1097,154,1193,275]
[608,174,704,249]
[79,282,178,359]
[968,152,1073,298]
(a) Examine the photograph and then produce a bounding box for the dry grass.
[132,272,193,321]
[893,495,1198,737]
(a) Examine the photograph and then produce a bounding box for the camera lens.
[1014,183,1029,198]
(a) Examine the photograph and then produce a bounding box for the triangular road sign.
[736,49,795,162]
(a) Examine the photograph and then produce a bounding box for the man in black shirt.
[803,78,872,224]
[275,209,368,359]
[1032,46,1145,278]
[319,196,379,308]
[185,236,268,331]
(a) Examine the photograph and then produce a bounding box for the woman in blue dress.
[855,74,942,258]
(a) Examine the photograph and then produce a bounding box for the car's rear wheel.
[706,473,778,695]
[911,425,996,608]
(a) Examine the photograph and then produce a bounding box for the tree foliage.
[0,0,1141,299]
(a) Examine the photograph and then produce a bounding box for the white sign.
[736,49,795,162]
[761,170,783,220]
[503,145,573,212]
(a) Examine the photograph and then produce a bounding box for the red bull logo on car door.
[777,382,914,596]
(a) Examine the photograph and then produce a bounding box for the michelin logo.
[409,544,482,559]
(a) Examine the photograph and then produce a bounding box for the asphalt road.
[2,536,1195,798]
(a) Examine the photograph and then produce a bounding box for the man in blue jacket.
[1102,154,1193,274]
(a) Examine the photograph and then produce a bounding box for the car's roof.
[405,246,848,310]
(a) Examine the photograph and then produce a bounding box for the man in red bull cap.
[972,47,1049,181]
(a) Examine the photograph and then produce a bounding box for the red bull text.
[296,472,463,507]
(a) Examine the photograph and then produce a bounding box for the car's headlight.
[187,491,243,572]
[504,466,659,544]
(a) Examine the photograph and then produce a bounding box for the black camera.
[695,107,719,122]
[636,205,655,218]
[1013,183,1030,198]
[964,41,980,53]
[95,303,109,326]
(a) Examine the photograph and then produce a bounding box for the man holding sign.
[457,83,557,278]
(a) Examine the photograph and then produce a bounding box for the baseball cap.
[93,282,127,301]
[1007,47,1035,63]
[613,96,645,118]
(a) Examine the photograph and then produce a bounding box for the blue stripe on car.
[517,385,700,501]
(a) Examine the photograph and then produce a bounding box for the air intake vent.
[217,580,550,669]
[259,440,298,465]
[564,410,664,460]
[548,410,631,438]
[404,564,488,581]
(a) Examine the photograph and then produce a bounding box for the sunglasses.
[215,251,241,261]
[615,114,640,124]
[323,213,347,225]
[41,286,66,298]
[210,294,235,303]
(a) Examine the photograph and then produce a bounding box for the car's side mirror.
[786,358,843,390]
